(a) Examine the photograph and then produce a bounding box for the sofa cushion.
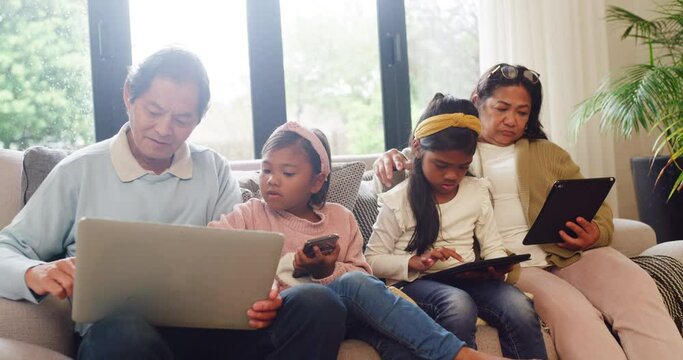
[21,147,70,205]
[630,254,683,335]
[0,338,71,360]
[337,339,380,360]
[327,162,365,211]
[234,170,261,195]
[353,179,379,247]
[0,297,74,357]
[240,188,256,203]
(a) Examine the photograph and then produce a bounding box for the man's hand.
[247,281,282,329]
[558,217,600,251]
[24,257,76,299]
[294,243,340,279]
[373,149,412,188]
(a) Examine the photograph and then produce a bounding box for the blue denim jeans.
[327,272,464,360]
[77,284,346,360]
[401,279,547,360]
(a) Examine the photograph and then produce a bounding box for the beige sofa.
[0,147,677,359]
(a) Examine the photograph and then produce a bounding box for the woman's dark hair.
[261,128,331,207]
[406,93,479,254]
[126,48,211,118]
[471,63,547,140]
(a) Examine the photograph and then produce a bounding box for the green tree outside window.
[0,0,94,150]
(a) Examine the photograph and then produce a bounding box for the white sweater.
[366,176,507,284]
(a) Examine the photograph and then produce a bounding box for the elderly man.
[0,48,345,360]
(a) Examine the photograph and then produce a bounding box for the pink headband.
[272,122,331,177]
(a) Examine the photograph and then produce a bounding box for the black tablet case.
[394,254,531,288]
[522,177,615,245]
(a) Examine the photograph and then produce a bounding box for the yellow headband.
[413,113,481,139]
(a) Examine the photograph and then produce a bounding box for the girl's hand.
[558,217,600,250]
[247,281,281,329]
[408,255,435,272]
[408,247,463,272]
[294,243,341,279]
[425,247,463,262]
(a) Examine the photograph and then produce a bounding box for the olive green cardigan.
[500,139,614,268]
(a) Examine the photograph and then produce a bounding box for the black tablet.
[394,254,531,288]
[522,177,615,245]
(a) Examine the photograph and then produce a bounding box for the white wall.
[604,0,659,220]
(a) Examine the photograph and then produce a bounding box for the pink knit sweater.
[208,199,372,287]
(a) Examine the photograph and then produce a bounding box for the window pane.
[0,0,94,150]
[129,0,254,159]
[280,0,383,156]
[406,0,479,126]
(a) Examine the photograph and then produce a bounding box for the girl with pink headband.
[210,122,507,360]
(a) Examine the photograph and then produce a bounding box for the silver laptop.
[72,218,283,330]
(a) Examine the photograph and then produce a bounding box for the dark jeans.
[77,284,346,360]
[401,279,548,360]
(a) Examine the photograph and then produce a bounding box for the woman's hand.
[558,216,600,250]
[373,149,412,188]
[294,243,341,279]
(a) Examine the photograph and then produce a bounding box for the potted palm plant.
[571,0,683,243]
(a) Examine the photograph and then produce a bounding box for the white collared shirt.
[109,123,193,182]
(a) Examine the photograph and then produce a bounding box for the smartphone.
[302,234,339,258]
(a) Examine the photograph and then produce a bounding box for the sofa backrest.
[21,147,71,205]
[14,146,377,244]
[1,147,661,261]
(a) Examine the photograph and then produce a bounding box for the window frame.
[88,0,412,155]
[88,0,132,141]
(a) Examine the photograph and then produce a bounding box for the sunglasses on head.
[488,64,540,84]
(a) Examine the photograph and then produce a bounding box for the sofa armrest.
[0,297,75,357]
[611,218,657,257]
[640,240,683,263]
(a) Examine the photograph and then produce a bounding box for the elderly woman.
[373,63,683,360]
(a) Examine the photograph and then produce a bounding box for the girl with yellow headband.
[366,93,547,359]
